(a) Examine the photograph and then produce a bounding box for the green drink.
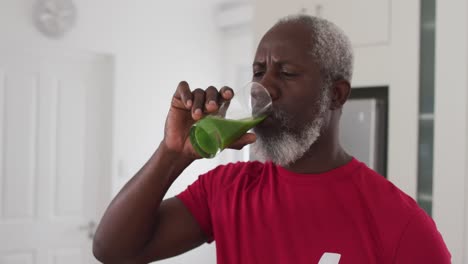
[189,115,266,158]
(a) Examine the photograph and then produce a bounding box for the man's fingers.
[228,133,257,150]
[219,86,234,101]
[175,81,193,109]
[192,88,205,120]
[217,86,234,117]
[173,82,235,120]
[205,86,219,113]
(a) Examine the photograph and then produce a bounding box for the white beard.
[251,90,330,167]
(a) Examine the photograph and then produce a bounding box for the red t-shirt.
[176,158,451,263]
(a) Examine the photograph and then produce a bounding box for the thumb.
[228,133,257,150]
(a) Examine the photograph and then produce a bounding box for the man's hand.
[163,81,257,160]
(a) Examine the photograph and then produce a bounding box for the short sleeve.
[393,209,451,263]
[176,173,215,243]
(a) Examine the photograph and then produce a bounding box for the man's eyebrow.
[252,61,265,67]
[253,60,300,67]
[277,60,299,66]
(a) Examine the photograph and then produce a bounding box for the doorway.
[0,46,113,264]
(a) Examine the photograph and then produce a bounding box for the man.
[93,15,451,263]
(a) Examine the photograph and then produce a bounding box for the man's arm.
[92,81,255,263]
[92,143,205,263]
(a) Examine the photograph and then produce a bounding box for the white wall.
[433,1,468,263]
[0,0,222,263]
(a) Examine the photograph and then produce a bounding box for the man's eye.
[281,72,297,77]
[253,71,264,77]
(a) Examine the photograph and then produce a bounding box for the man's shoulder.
[352,163,422,223]
[353,163,418,208]
[350,163,433,257]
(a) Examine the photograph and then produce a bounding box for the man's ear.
[330,80,351,110]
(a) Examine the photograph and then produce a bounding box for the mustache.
[270,108,290,122]
[254,108,288,136]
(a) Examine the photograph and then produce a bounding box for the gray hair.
[275,14,354,86]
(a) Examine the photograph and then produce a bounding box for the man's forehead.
[254,37,313,64]
[254,23,315,63]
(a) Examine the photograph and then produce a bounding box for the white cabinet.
[310,0,391,47]
[254,0,392,86]
[254,0,311,41]
[255,0,390,47]
[301,0,392,87]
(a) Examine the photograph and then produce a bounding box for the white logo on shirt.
[318,252,341,264]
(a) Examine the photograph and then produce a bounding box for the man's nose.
[258,71,280,101]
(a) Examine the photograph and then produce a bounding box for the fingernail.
[224,90,233,97]
[194,108,202,116]
[186,100,192,107]
[207,100,217,106]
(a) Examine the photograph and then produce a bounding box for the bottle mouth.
[250,82,272,118]
[214,82,272,120]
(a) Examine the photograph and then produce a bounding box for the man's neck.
[283,135,352,174]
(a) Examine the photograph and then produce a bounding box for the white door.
[0,46,113,264]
